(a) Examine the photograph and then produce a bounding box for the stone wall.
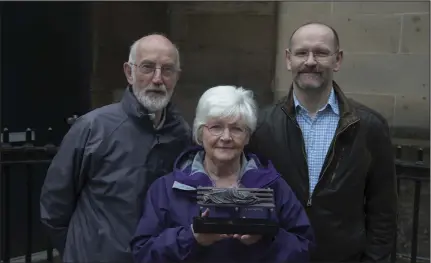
[90,2,277,125]
[89,2,169,108]
[274,2,430,140]
[167,2,277,124]
[90,2,429,141]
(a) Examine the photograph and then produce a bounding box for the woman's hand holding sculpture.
[192,209,230,246]
[192,208,263,246]
[233,234,262,245]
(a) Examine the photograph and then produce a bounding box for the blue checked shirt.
[293,88,340,196]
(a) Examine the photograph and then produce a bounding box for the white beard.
[132,84,172,112]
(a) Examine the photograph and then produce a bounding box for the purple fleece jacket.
[131,146,315,263]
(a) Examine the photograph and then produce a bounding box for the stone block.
[177,51,276,112]
[180,14,275,52]
[335,54,430,96]
[393,94,430,129]
[332,15,401,54]
[93,2,168,42]
[168,2,275,15]
[279,2,332,17]
[180,49,275,109]
[169,13,189,45]
[236,51,275,107]
[171,84,208,125]
[179,50,238,86]
[333,2,430,15]
[344,92,395,125]
[400,14,430,54]
[274,49,292,93]
[90,2,169,108]
[274,8,333,57]
[276,13,334,46]
[273,88,290,101]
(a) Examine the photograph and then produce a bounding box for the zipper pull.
[307,198,312,207]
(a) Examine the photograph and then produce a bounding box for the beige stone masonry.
[274,2,430,139]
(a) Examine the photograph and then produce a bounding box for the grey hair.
[193,85,258,145]
[127,36,181,69]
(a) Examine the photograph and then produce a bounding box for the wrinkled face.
[201,116,249,164]
[124,39,180,112]
[286,24,343,91]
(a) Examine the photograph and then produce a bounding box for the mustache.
[298,65,321,73]
[145,85,167,94]
[299,69,321,74]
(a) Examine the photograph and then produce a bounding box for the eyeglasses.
[289,49,339,63]
[204,124,248,138]
[130,62,180,77]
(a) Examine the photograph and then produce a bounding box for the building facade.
[0,1,429,261]
[89,2,430,141]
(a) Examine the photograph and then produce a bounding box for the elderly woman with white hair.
[131,85,314,263]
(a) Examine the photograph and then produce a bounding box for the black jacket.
[247,81,397,262]
[40,87,191,263]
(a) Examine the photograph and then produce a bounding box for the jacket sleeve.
[39,117,91,256]
[131,178,203,263]
[244,178,315,263]
[362,119,397,262]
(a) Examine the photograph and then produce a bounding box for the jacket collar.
[120,86,179,130]
[171,146,280,190]
[280,80,359,131]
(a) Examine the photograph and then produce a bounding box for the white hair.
[128,37,181,69]
[193,85,258,145]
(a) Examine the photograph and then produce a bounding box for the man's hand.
[233,234,262,245]
[192,209,230,246]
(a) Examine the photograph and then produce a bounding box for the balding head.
[128,34,180,69]
[289,22,340,51]
[285,22,343,93]
[123,33,181,113]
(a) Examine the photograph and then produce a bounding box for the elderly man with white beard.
[40,34,191,263]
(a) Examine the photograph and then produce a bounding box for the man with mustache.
[40,34,191,263]
[247,22,397,262]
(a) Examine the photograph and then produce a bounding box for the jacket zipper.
[306,119,358,207]
[281,106,358,207]
[295,122,310,204]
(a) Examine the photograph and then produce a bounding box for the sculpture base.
[192,217,279,236]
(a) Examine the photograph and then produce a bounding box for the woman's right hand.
[192,209,230,246]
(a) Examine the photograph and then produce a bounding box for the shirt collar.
[154,108,166,130]
[293,87,339,116]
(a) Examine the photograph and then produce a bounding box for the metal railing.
[0,128,429,263]
[1,128,57,263]
[391,145,430,263]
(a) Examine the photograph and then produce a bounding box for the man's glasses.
[130,62,179,77]
[289,49,339,63]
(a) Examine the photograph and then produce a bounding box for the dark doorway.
[1,2,92,259]
[1,1,91,145]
